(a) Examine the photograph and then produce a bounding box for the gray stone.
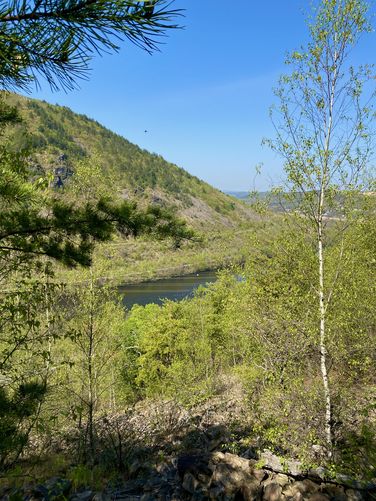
[319,484,347,500]
[242,448,259,460]
[335,474,355,486]
[253,469,267,483]
[274,474,290,488]
[263,482,283,501]
[140,495,155,501]
[260,451,283,471]
[283,480,318,498]
[45,477,72,497]
[345,489,365,501]
[307,494,330,501]
[309,467,328,481]
[118,479,147,494]
[70,490,94,501]
[128,458,143,476]
[206,425,230,452]
[209,452,262,500]
[191,491,207,501]
[243,482,262,501]
[144,475,165,491]
[92,493,112,501]
[209,452,226,465]
[212,463,246,491]
[32,484,49,499]
[335,474,376,491]
[209,484,225,499]
[291,493,304,501]
[260,451,303,476]
[182,472,198,494]
[286,460,303,477]
[119,494,140,501]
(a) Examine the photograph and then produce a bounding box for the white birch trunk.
[318,215,332,451]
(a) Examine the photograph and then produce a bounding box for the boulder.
[345,489,365,501]
[209,484,225,499]
[191,491,208,501]
[319,483,347,500]
[45,477,72,498]
[209,452,261,500]
[308,467,328,482]
[263,482,283,501]
[140,495,156,501]
[182,472,199,494]
[177,454,212,478]
[260,451,303,476]
[92,493,112,501]
[252,469,268,483]
[290,493,304,501]
[307,494,330,501]
[260,451,283,472]
[242,448,259,461]
[283,479,318,498]
[274,474,290,488]
[205,425,230,451]
[69,490,94,501]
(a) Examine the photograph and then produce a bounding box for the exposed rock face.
[260,450,303,477]
[1,452,375,500]
[209,452,261,500]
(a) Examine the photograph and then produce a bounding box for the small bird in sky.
[144,130,148,133]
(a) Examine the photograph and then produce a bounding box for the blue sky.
[23,0,375,191]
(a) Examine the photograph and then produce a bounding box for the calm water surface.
[119,271,217,310]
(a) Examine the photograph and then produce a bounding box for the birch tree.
[264,0,375,453]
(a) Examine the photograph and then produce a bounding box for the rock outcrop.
[2,451,375,500]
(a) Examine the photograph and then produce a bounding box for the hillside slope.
[7,93,252,229]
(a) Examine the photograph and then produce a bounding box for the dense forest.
[0,0,375,500]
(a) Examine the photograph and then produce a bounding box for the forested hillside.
[1,0,376,498]
[6,93,252,229]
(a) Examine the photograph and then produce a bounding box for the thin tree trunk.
[318,216,332,452]
[87,269,95,464]
[317,38,338,453]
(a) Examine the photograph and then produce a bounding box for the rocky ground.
[2,396,375,501]
[2,448,376,501]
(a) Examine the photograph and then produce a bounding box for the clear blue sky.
[23,0,375,191]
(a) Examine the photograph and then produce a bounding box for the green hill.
[0,93,263,283]
[6,93,253,230]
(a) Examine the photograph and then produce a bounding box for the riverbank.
[61,223,262,287]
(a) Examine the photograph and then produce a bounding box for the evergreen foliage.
[0,0,375,485]
[0,0,181,90]
[0,382,46,468]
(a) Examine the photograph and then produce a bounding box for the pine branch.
[0,0,183,90]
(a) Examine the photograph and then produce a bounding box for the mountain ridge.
[6,93,254,229]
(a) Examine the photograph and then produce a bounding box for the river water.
[119,271,217,310]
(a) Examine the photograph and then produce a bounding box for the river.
[118,270,217,310]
